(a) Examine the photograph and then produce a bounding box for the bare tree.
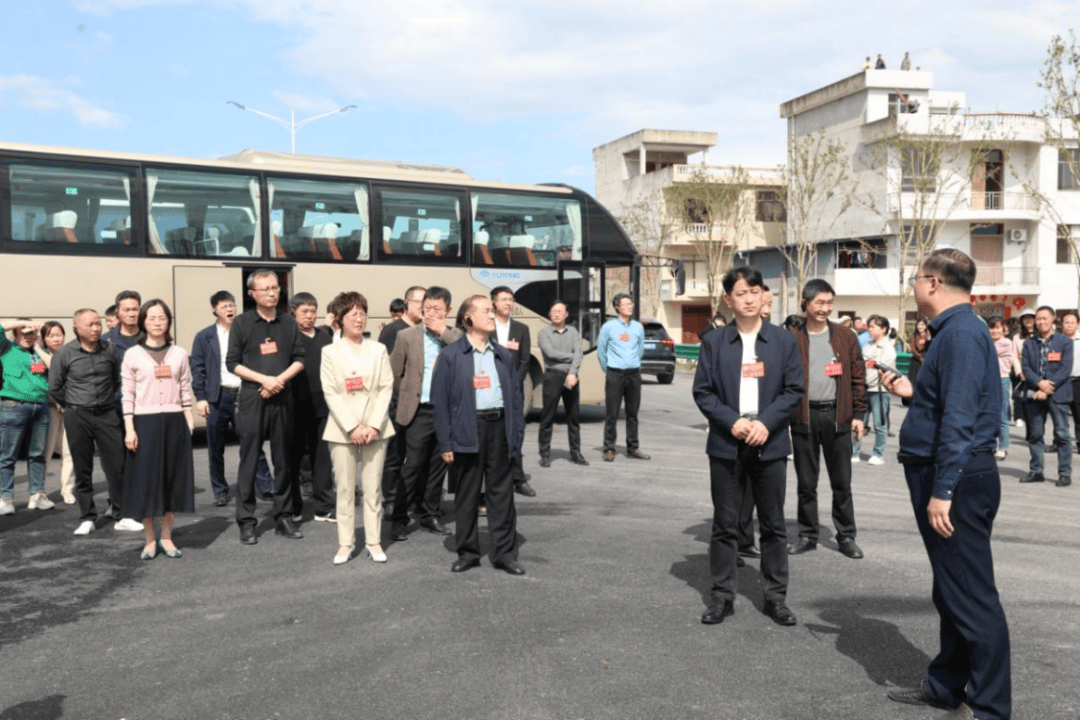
[619,194,678,318]
[663,166,753,314]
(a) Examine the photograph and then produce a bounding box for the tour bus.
[0,141,640,414]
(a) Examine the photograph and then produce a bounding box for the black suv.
[641,318,675,384]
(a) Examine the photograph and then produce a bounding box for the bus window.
[146,168,262,258]
[376,188,463,264]
[6,163,136,248]
[470,192,582,268]
[268,177,369,262]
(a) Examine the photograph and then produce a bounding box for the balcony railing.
[970,191,1040,211]
[673,164,786,180]
[972,265,1040,287]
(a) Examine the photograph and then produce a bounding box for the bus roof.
[0,141,573,195]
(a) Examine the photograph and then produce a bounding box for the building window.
[1058,149,1079,190]
[683,198,709,224]
[901,148,938,193]
[755,190,786,222]
[837,238,888,269]
[1058,225,1074,264]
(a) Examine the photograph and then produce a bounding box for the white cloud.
[0,75,127,129]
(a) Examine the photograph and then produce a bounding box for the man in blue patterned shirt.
[882,249,1010,720]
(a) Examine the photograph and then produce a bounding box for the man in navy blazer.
[693,266,804,627]
[191,291,273,505]
[1021,305,1074,485]
[432,294,525,575]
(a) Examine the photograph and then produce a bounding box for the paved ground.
[1,372,1078,720]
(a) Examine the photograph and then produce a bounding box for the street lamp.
[226,101,357,154]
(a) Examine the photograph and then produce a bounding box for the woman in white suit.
[321,291,395,565]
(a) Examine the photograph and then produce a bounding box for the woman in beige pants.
[321,292,395,565]
[39,321,75,503]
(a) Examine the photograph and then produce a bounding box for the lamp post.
[226,101,357,153]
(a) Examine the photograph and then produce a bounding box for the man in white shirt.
[491,286,535,497]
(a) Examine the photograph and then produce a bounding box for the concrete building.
[778,70,1080,331]
[593,129,786,342]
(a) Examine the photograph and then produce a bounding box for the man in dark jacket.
[1021,305,1074,486]
[788,279,867,559]
[491,285,535,496]
[432,294,525,576]
[693,266,804,627]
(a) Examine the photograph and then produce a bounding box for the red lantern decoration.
[1001,295,1008,301]
[971,295,977,303]
[979,295,987,301]
[1005,307,1012,317]
[990,295,997,301]
[1013,298,1026,309]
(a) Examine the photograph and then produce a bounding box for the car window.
[643,324,669,341]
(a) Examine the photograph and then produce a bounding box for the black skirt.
[123,412,195,518]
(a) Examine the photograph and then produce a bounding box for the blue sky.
[0,0,1070,194]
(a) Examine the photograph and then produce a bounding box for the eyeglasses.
[909,275,938,287]
[252,286,280,294]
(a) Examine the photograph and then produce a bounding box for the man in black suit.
[491,286,535,497]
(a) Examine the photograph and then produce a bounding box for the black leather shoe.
[539,456,551,468]
[420,518,452,535]
[838,538,865,559]
[788,537,817,555]
[570,453,590,466]
[602,450,615,462]
[256,490,273,501]
[451,558,480,573]
[738,545,761,559]
[886,685,955,710]
[275,517,303,539]
[515,481,537,497]
[239,526,257,545]
[213,493,228,507]
[627,449,651,460]
[493,559,526,575]
[763,600,797,626]
[1020,472,1045,483]
[389,523,408,541]
[701,600,734,624]
[1057,476,1072,487]
[737,556,746,568]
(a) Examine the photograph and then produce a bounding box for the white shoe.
[62,493,76,505]
[114,518,144,531]
[73,520,94,535]
[851,456,860,464]
[364,544,387,563]
[994,450,1007,460]
[28,493,55,510]
[0,499,14,516]
[867,455,885,466]
[314,513,337,524]
[1016,419,1025,429]
[291,514,303,524]
[333,547,353,565]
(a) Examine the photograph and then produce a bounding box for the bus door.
[557,259,605,349]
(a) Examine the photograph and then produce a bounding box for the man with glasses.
[378,286,425,510]
[226,269,306,545]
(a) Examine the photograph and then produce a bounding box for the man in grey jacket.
[537,300,588,467]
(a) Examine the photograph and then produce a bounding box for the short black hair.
[490,285,514,301]
[987,315,1006,328]
[921,248,976,292]
[423,286,452,309]
[1036,305,1056,317]
[137,299,173,346]
[389,298,406,314]
[549,298,567,312]
[115,290,141,306]
[328,291,368,319]
[1062,310,1080,323]
[105,304,118,318]
[801,278,835,305]
[611,292,633,311]
[210,290,235,308]
[289,292,318,312]
[721,266,764,295]
[761,284,771,292]
[867,314,890,332]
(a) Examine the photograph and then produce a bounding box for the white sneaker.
[28,493,55,510]
[1016,419,1025,429]
[114,518,144,531]
[867,455,885,466]
[73,520,94,535]
[314,513,337,524]
[291,514,303,524]
[0,498,14,516]
[851,456,860,464]
[62,493,76,505]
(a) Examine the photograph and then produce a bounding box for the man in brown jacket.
[388,286,463,540]
[789,279,867,559]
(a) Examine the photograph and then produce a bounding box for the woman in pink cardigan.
[121,300,195,560]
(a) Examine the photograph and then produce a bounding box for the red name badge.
[473,374,492,390]
[619,332,631,342]
[30,362,47,375]
[1048,351,1062,362]
[505,339,520,352]
[259,340,278,355]
[154,365,172,379]
[824,362,844,377]
[865,359,876,369]
[345,376,365,392]
[742,361,765,378]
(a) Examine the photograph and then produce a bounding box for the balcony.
[886,191,1041,221]
[672,164,785,184]
[973,265,1040,293]
[661,277,712,300]
[969,191,1040,211]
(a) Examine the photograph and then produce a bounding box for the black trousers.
[509,383,527,484]
[289,405,334,517]
[904,454,1010,720]
[1070,377,1080,451]
[708,453,788,605]
[793,407,856,542]
[538,369,581,457]
[391,405,446,526]
[235,390,295,527]
[454,413,518,564]
[381,395,402,506]
[64,406,125,522]
[603,368,641,453]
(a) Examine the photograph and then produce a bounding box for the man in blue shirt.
[882,249,1010,720]
[597,293,649,462]
[1020,305,1073,486]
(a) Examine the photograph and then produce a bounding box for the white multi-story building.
[777,70,1080,329]
[593,129,785,342]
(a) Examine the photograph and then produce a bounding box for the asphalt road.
[1,372,1078,720]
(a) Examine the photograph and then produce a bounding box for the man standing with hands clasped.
[597,293,649,462]
[692,266,804,627]
[881,249,1011,720]
[1020,305,1072,487]
[491,286,535,497]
